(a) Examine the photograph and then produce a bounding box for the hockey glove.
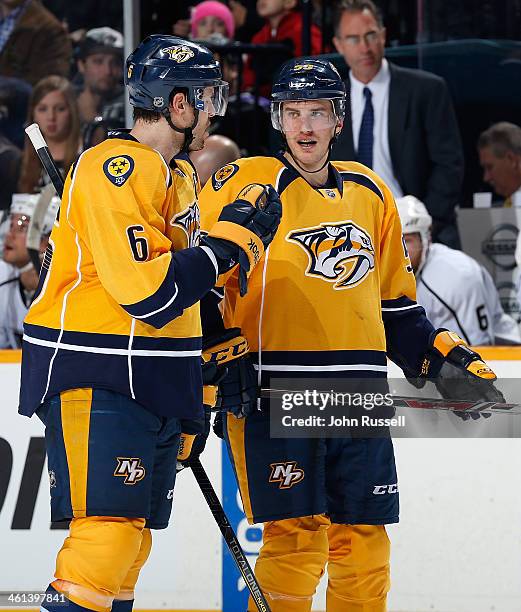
[176,407,213,471]
[429,331,505,414]
[176,363,224,471]
[203,327,258,418]
[201,184,282,296]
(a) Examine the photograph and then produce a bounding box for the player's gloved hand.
[203,327,258,418]
[430,330,504,419]
[176,408,211,471]
[201,184,282,296]
[176,360,223,471]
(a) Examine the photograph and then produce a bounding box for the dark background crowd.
[0,0,520,348]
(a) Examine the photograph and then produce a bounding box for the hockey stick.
[260,388,521,416]
[188,457,272,612]
[24,123,64,272]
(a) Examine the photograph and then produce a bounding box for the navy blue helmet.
[125,35,228,117]
[271,58,346,132]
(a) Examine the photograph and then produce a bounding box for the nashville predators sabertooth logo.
[287,221,375,289]
[114,457,146,485]
[162,45,195,63]
[170,202,201,247]
[269,462,305,489]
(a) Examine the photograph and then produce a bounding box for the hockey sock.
[41,585,99,612]
[248,515,330,612]
[326,524,390,612]
[110,600,134,612]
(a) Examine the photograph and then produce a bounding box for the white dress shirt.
[349,59,404,198]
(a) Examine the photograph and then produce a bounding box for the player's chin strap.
[162,106,199,154]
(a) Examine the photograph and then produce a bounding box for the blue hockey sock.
[111,601,134,612]
[40,585,97,612]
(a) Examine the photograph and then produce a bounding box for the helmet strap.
[162,106,199,153]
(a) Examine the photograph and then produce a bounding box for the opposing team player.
[397,195,520,345]
[18,36,281,612]
[199,58,503,611]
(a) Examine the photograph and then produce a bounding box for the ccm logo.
[373,484,398,495]
[208,339,248,364]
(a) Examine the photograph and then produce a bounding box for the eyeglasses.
[341,31,380,46]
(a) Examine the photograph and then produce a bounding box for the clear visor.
[271,99,345,133]
[193,83,229,117]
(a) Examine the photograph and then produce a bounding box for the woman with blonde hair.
[18,75,81,193]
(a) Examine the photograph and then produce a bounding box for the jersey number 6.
[126,225,149,262]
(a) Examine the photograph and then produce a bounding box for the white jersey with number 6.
[416,243,521,346]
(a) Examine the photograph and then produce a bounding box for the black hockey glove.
[201,184,282,296]
[203,327,258,418]
[422,330,505,419]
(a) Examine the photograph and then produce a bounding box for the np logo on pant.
[114,457,146,485]
[269,461,305,489]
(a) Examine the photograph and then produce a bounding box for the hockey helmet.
[396,195,432,273]
[125,35,228,117]
[10,193,59,236]
[271,58,346,132]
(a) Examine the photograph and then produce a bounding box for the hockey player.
[18,36,281,612]
[397,195,520,345]
[0,192,59,348]
[199,58,503,611]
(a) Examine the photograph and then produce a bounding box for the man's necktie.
[357,86,374,168]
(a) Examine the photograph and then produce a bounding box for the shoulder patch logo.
[287,221,375,289]
[162,45,195,63]
[212,163,239,191]
[103,155,134,187]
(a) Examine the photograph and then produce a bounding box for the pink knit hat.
[191,1,235,39]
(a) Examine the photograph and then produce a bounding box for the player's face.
[79,53,122,95]
[479,146,521,198]
[282,100,339,169]
[195,16,228,39]
[403,232,422,273]
[333,9,385,84]
[33,90,71,143]
[188,87,218,151]
[3,214,30,267]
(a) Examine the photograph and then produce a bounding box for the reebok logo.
[248,238,261,264]
[269,462,305,489]
[114,458,146,485]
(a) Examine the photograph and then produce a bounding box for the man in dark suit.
[332,0,464,248]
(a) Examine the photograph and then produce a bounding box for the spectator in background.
[243,0,322,94]
[75,27,125,131]
[0,135,20,211]
[478,122,521,207]
[190,134,240,186]
[18,75,81,193]
[332,0,464,249]
[0,0,71,85]
[191,0,235,41]
[0,76,31,149]
[229,0,264,42]
[0,192,58,348]
[397,195,521,346]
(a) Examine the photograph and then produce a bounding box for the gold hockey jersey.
[20,133,218,418]
[200,154,432,380]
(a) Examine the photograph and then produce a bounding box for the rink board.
[1,349,521,612]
